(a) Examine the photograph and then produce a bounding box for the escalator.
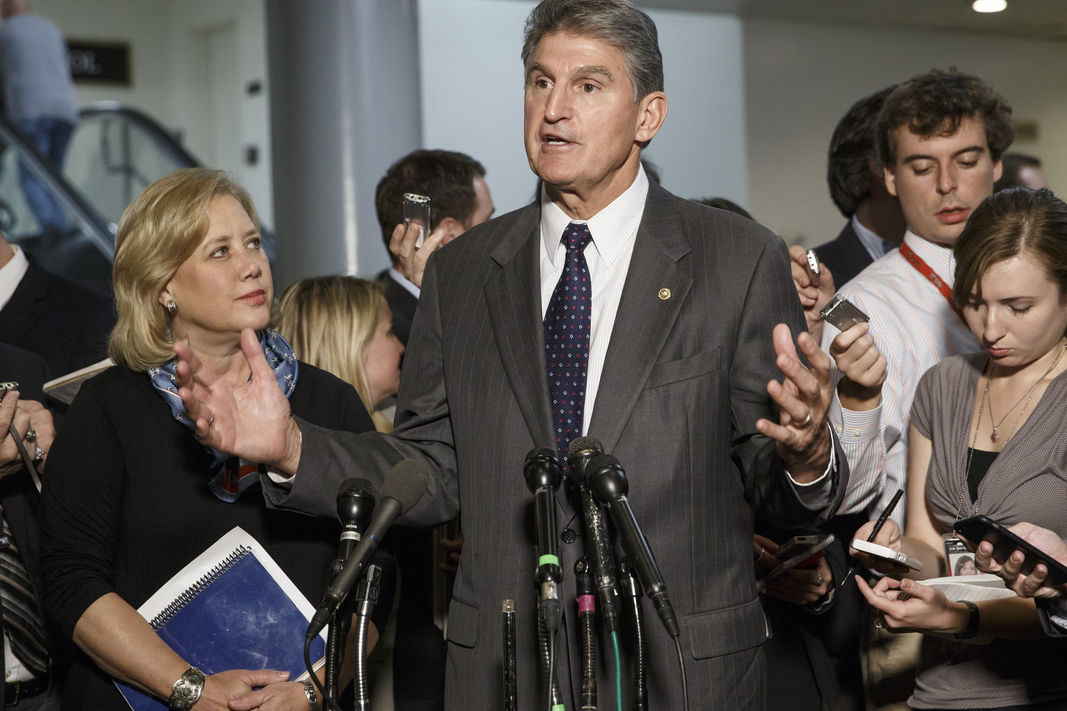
[2,102,273,297]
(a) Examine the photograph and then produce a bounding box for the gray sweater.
[0,13,76,123]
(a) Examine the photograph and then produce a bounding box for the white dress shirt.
[0,243,29,313]
[539,167,831,495]
[852,214,894,261]
[822,231,978,525]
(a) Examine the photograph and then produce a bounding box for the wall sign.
[67,40,131,85]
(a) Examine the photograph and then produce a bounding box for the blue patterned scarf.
[149,328,299,502]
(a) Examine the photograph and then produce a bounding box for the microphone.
[523,448,563,633]
[586,453,679,638]
[307,459,429,640]
[326,478,375,697]
[336,478,376,560]
[568,437,620,633]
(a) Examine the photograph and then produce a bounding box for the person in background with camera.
[851,187,1067,709]
[37,168,375,710]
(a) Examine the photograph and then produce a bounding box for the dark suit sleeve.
[729,236,848,528]
[265,255,460,527]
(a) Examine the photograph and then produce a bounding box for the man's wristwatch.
[168,666,205,710]
[953,600,980,640]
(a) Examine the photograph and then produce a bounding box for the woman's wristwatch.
[168,666,205,710]
[301,678,320,711]
[953,600,980,640]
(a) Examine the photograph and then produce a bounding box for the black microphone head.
[586,453,629,504]
[337,478,375,529]
[379,459,430,513]
[567,437,603,482]
[524,447,562,493]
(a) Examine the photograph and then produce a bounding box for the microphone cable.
[619,561,647,711]
[537,606,564,711]
[575,558,597,711]
[352,563,383,710]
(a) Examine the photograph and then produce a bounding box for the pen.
[839,488,904,588]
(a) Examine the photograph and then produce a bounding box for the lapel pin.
[658,288,671,301]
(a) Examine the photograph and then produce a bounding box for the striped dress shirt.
[822,231,978,525]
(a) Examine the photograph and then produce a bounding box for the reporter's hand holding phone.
[754,533,833,605]
[829,321,886,412]
[972,522,1067,599]
[788,245,835,342]
[850,518,915,577]
[389,220,447,289]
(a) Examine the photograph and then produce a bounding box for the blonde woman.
[39,168,376,710]
[276,276,404,433]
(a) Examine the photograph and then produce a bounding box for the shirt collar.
[388,267,420,299]
[0,243,29,313]
[903,229,956,281]
[851,214,893,257]
[540,166,650,267]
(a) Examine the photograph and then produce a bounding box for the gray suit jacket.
[267,183,847,710]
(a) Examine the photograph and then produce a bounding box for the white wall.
[418,0,748,216]
[743,19,1067,246]
[33,0,273,224]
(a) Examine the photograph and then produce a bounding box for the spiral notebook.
[116,527,327,710]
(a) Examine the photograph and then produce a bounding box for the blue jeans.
[15,116,74,233]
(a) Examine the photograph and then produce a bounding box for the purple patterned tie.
[544,222,593,468]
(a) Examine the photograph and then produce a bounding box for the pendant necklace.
[983,341,1067,444]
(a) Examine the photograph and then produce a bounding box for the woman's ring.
[798,411,813,428]
[23,426,36,443]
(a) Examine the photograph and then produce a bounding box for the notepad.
[116,527,326,710]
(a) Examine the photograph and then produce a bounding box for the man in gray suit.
[177,1,846,708]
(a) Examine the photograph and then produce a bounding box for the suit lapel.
[588,185,692,452]
[484,206,554,447]
[0,261,46,346]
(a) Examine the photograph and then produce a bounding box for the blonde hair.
[108,168,260,371]
[275,276,391,430]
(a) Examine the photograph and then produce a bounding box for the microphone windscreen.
[338,477,375,499]
[568,436,602,458]
[379,459,430,513]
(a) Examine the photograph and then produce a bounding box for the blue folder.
[117,545,324,710]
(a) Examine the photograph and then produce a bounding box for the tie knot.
[563,222,592,252]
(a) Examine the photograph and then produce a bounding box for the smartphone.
[402,193,432,249]
[953,515,1067,587]
[758,533,835,591]
[820,294,870,331]
[805,249,821,285]
[0,382,18,401]
[851,538,924,571]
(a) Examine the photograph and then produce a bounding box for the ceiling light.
[972,0,1007,12]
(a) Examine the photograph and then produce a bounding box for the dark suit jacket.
[267,184,848,710]
[813,221,875,289]
[378,270,419,348]
[0,258,114,379]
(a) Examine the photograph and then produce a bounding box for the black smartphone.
[820,294,870,331]
[757,533,835,591]
[953,515,1067,587]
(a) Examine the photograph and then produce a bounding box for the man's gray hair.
[521,0,663,102]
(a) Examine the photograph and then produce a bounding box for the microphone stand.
[503,599,518,711]
[352,563,383,711]
[619,561,647,711]
[324,555,353,700]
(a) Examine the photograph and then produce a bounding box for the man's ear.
[438,216,465,246]
[635,91,668,145]
[883,165,898,198]
[992,158,1003,184]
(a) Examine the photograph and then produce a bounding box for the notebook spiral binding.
[149,545,253,629]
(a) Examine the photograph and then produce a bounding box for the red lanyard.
[899,241,964,320]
